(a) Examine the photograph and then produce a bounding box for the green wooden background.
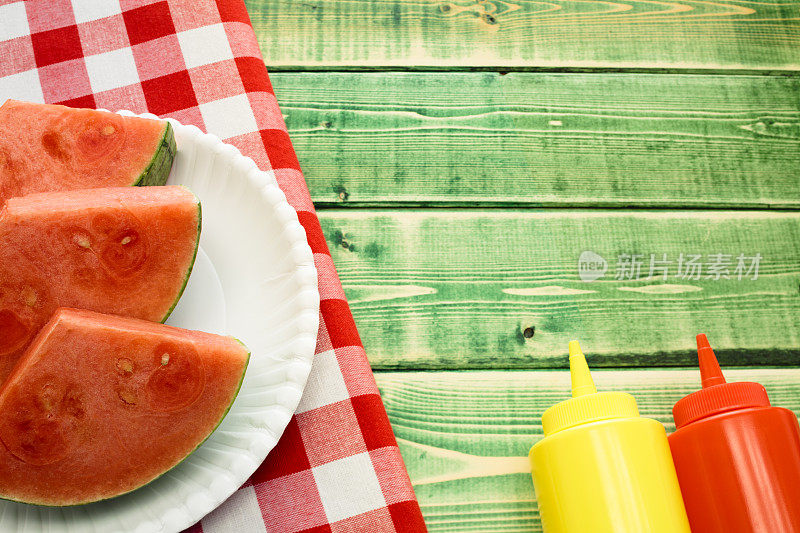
[245,0,800,529]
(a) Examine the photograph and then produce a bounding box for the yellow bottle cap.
[541,341,640,436]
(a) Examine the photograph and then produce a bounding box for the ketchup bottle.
[669,334,800,533]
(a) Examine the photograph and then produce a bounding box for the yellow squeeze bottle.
[529,341,690,533]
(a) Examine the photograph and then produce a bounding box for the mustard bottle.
[529,341,690,533]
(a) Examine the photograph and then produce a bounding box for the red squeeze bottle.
[669,334,800,533]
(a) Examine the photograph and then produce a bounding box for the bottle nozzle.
[569,340,597,397]
[697,334,726,388]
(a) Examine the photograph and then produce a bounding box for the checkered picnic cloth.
[0,1,426,531]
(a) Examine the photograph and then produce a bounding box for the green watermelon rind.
[133,121,176,187]
[0,342,251,507]
[160,195,202,323]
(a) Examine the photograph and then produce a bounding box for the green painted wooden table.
[245,1,800,529]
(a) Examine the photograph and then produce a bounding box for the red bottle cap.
[673,334,771,429]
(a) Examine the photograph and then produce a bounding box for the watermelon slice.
[0,308,249,506]
[0,100,175,207]
[0,186,200,383]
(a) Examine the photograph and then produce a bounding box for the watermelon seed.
[117,389,137,405]
[41,131,69,161]
[73,234,91,249]
[62,391,85,419]
[39,384,57,411]
[102,125,116,136]
[116,358,134,375]
[22,287,37,307]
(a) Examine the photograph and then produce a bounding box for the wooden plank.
[245,0,800,70]
[376,368,800,531]
[271,72,800,208]
[320,209,800,370]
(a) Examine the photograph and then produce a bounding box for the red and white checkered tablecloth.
[0,1,427,531]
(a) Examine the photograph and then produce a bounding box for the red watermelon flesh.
[0,308,249,506]
[0,100,175,207]
[0,186,200,384]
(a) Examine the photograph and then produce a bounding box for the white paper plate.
[0,114,320,533]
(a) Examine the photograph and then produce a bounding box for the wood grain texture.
[245,0,800,70]
[271,72,800,207]
[320,210,800,370]
[377,368,800,531]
